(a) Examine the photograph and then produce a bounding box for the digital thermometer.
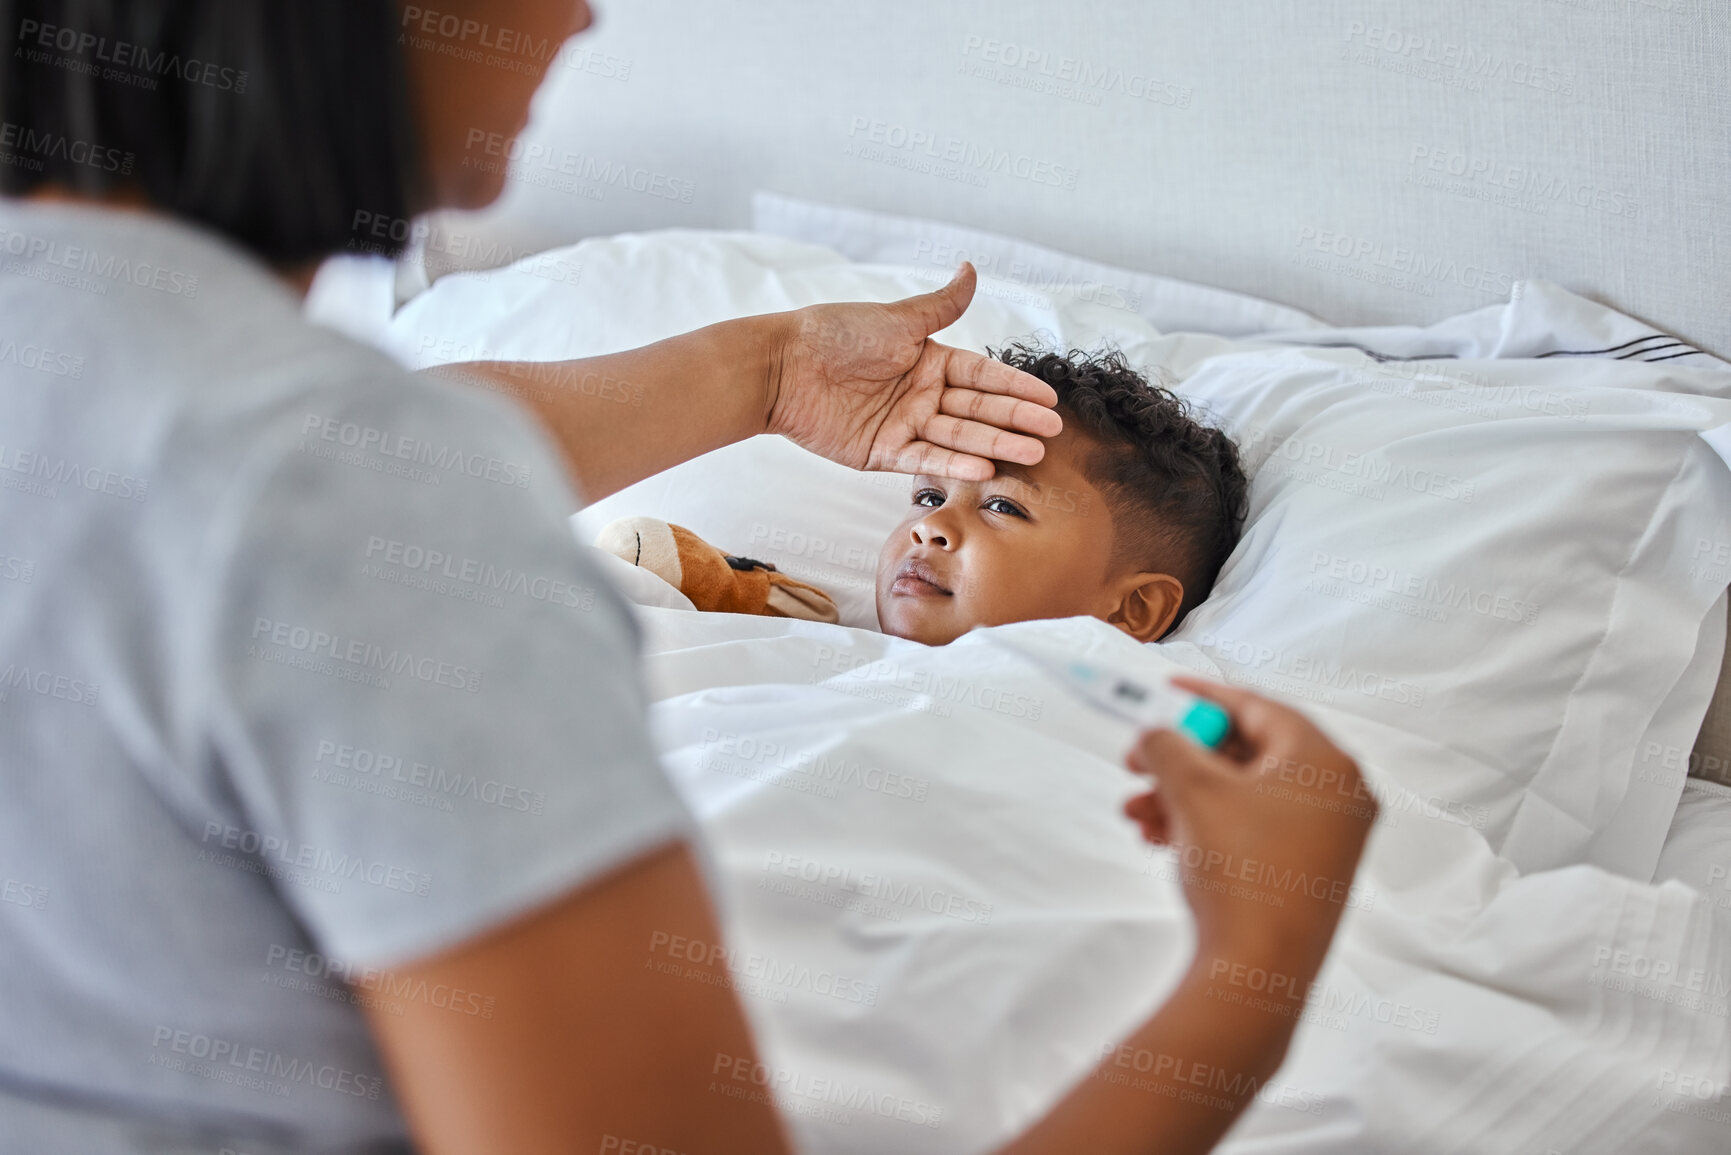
[988,638,1232,748]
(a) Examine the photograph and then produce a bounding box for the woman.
[0,2,1375,1152]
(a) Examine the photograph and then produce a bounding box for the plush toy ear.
[595,516,685,588]
[765,580,840,623]
[592,516,678,581]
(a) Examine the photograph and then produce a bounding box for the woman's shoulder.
[5,198,565,498]
[0,196,418,412]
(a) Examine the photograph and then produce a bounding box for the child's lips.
[891,559,953,597]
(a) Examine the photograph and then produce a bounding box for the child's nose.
[911,520,952,549]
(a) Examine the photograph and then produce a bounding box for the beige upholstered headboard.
[396,0,1731,783]
[1693,634,1731,786]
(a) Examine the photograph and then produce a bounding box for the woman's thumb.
[896,262,976,336]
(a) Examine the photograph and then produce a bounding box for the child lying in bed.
[874,343,1246,645]
[599,344,1248,644]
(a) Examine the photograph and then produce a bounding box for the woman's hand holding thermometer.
[986,634,1375,961]
[993,661,1383,1155]
[1125,676,1378,964]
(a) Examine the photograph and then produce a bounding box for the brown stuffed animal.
[596,516,840,623]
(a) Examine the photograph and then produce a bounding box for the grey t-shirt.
[0,200,693,1152]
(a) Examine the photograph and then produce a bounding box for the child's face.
[875,429,1182,645]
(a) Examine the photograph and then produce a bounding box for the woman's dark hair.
[0,0,426,264]
[989,342,1249,624]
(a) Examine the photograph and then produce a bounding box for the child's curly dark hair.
[988,342,1249,625]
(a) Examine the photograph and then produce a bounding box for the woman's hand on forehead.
[766,263,1062,480]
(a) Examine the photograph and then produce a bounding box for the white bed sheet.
[637,608,1731,1155]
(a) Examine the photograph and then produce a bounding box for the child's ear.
[1106,573,1185,643]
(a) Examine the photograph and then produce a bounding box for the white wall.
[411,0,1729,355]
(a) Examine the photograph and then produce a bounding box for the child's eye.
[913,488,945,508]
[983,496,1029,518]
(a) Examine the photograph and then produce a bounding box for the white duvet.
[636,607,1731,1155]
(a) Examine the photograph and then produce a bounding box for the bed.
[321,0,1731,791]
[304,4,1731,1150]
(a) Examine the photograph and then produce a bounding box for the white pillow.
[375,229,1731,878]
[1174,348,1731,877]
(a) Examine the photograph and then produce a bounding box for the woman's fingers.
[1126,728,1226,794]
[943,347,1063,416]
[1124,790,1171,845]
[936,387,1065,437]
[1168,675,1256,711]
[914,408,1057,467]
[883,442,996,481]
[917,361,1063,471]
[864,335,1064,480]
[1169,675,1287,755]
